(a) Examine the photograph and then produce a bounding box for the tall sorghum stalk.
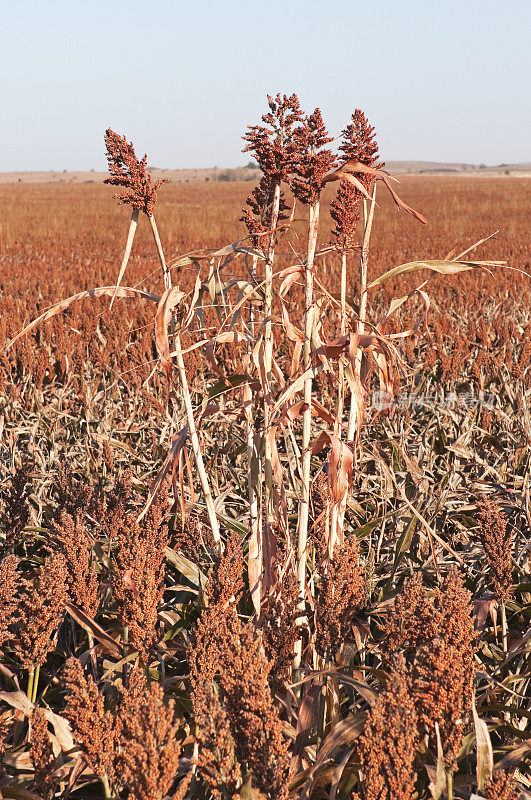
[349,189,377,440]
[242,94,302,608]
[334,112,383,538]
[289,109,335,667]
[329,159,362,549]
[263,183,281,576]
[105,129,220,546]
[297,199,320,665]
[339,111,383,443]
[245,252,261,606]
[151,217,221,546]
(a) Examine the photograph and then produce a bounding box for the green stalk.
[295,200,320,669]
[31,664,40,703]
[27,666,35,704]
[102,772,112,800]
[446,770,454,800]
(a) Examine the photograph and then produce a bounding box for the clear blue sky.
[2,0,530,171]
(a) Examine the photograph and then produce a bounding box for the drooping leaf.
[368,259,503,289]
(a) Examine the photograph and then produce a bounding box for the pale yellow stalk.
[295,200,320,668]
[329,249,348,554]
[263,184,281,546]
[148,214,221,547]
[339,185,377,537]
[247,252,262,610]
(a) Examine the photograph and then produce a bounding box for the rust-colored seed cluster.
[330,180,362,249]
[0,555,20,649]
[51,511,100,616]
[104,128,167,215]
[340,109,384,187]
[53,463,98,519]
[29,706,56,799]
[330,109,383,248]
[241,93,302,246]
[384,569,475,767]
[315,533,366,657]
[356,660,419,800]
[477,497,514,601]
[240,175,289,247]
[0,463,31,547]
[258,573,299,681]
[290,109,336,206]
[115,671,186,800]
[484,770,521,800]
[243,92,303,183]
[193,680,242,799]
[190,537,290,798]
[63,657,116,780]
[17,553,68,669]
[111,494,169,660]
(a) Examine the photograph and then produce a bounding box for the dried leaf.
[154,286,185,380]
[368,259,503,289]
[109,208,139,308]
[65,602,122,658]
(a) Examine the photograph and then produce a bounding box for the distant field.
[1,175,530,798]
[1,159,530,184]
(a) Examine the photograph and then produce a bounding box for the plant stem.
[149,213,221,547]
[347,185,376,443]
[295,200,320,670]
[263,183,281,548]
[148,214,172,292]
[110,208,139,308]
[31,664,40,703]
[174,341,221,547]
[446,770,454,800]
[337,187,377,541]
[247,252,262,611]
[501,598,508,653]
[102,772,112,800]
[27,667,35,703]
[330,249,348,556]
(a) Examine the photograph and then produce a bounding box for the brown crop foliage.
[0,100,530,799]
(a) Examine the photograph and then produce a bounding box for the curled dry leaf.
[65,603,122,658]
[324,159,428,223]
[0,691,75,753]
[171,239,264,269]
[154,286,186,380]
[311,431,355,504]
[109,208,139,308]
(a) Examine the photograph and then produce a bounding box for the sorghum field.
[1,98,530,800]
